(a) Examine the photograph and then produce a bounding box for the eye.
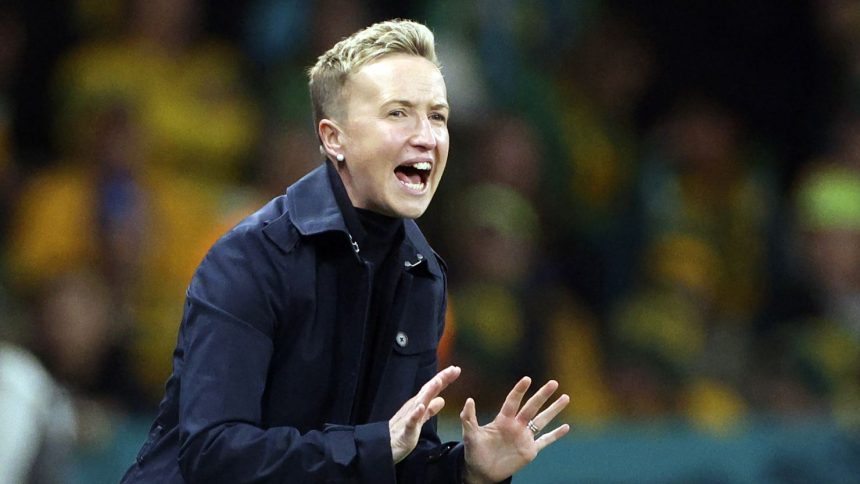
[388,109,407,118]
[430,112,447,123]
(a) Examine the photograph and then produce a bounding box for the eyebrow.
[384,99,450,111]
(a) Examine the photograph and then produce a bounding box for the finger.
[518,380,560,421]
[415,366,461,408]
[426,396,445,419]
[535,424,570,452]
[531,393,570,430]
[405,403,426,432]
[499,376,532,417]
[459,397,479,434]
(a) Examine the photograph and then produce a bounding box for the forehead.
[345,54,447,105]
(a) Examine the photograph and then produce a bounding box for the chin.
[392,207,426,219]
[390,200,430,219]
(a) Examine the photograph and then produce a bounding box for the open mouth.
[394,161,431,192]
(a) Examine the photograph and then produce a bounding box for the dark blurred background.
[1,0,859,482]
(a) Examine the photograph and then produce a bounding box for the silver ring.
[527,420,540,434]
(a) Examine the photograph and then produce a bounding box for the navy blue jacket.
[121,163,464,483]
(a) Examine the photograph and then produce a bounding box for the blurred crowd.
[1,0,860,481]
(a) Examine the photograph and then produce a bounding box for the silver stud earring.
[336,154,345,162]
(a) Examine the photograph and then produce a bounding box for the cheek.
[436,128,450,149]
[433,162,447,186]
[367,129,407,165]
[434,134,450,171]
[438,142,450,161]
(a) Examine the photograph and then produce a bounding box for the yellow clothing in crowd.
[6,163,252,400]
[55,38,259,183]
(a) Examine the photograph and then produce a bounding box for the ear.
[318,118,346,161]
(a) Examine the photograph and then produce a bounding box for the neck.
[325,159,403,250]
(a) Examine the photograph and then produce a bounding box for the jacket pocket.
[390,277,441,358]
[390,327,436,356]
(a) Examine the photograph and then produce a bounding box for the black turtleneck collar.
[325,159,403,264]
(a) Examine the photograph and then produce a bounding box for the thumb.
[460,397,478,435]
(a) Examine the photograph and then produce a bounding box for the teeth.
[402,180,426,191]
[413,162,431,171]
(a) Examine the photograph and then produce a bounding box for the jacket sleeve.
[395,402,466,484]
[176,229,395,483]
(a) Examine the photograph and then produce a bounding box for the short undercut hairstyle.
[308,19,439,128]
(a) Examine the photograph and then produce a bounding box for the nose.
[410,116,437,151]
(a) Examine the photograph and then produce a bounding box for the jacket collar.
[286,161,349,236]
[282,160,443,278]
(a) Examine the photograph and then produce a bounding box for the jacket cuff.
[354,421,396,483]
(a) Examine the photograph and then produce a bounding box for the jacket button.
[395,331,408,348]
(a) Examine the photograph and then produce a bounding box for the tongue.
[395,167,422,185]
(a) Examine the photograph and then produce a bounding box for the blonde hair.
[308,19,439,127]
